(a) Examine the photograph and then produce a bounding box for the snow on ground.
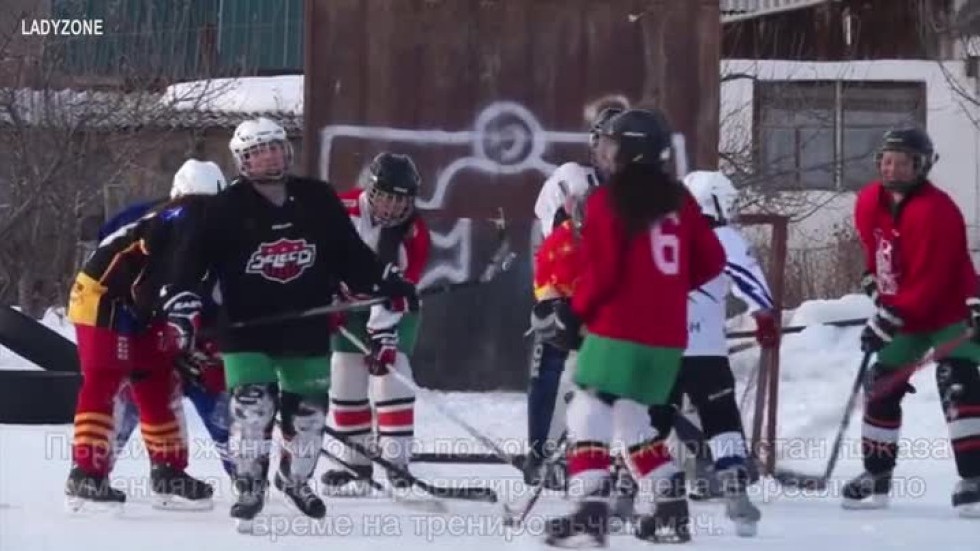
[159,76,303,114]
[1,295,976,550]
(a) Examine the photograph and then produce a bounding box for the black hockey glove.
[861,305,903,354]
[530,298,582,351]
[366,326,398,376]
[162,290,203,353]
[860,270,878,303]
[376,264,420,313]
[966,297,980,343]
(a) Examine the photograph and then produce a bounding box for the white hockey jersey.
[686,225,774,357]
[534,162,600,238]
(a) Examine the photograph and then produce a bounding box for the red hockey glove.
[365,327,398,376]
[753,309,779,348]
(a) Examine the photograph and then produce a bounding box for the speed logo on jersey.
[245,238,317,283]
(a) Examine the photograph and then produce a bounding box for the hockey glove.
[530,298,582,351]
[366,327,398,376]
[967,297,980,343]
[173,338,223,391]
[752,309,779,348]
[860,270,879,304]
[162,290,203,353]
[376,264,420,313]
[861,305,903,354]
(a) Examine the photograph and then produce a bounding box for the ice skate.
[842,470,892,510]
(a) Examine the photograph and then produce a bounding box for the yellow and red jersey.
[534,220,581,300]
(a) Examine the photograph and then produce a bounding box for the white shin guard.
[229,384,276,479]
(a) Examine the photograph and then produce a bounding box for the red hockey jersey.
[854,180,977,332]
[533,220,580,300]
[571,187,726,349]
[339,188,431,284]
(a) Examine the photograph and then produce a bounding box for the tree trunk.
[17,272,45,319]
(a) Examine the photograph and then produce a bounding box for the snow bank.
[159,75,304,114]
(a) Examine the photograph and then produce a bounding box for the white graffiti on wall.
[320,101,585,209]
[320,101,587,285]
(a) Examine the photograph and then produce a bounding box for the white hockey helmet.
[683,170,738,222]
[170,159,228,198]
[229,117,292,180]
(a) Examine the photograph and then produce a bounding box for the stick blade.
[772,468,828,491]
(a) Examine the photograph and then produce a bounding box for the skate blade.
[64,496,124,516]
[235,518,255,534]
[321,481,374,498]
[956,503,980,518]
[734,519,758,537]
[841,495,889,510]
[152,493,214,512]
[544,533,607,548]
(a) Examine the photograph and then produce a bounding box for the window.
[753,80,926,191]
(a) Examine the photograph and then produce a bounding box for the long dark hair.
[607,163,685,236]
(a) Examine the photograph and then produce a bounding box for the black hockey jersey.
[165,176,389,356]
[68,196,204,331]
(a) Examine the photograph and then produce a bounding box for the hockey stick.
[232,214,516,329]
[725,317,867,340]
[337,326,525,472]
[772,351,872,491]
[773,329,974,490]
[321,422,498,503]
[501,432,567,528]
[317,444,448,513]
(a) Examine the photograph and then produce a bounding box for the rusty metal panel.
[303,0,720,390]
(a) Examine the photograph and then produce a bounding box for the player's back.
[70,198,199,328]
[574,188,725,349]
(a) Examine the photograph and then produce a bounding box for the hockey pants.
[71,322,187,478]
[649,356,752,476]
[113,378,234,477]
[565,334,683,502]
[329,351,416,468]
[862,322,980,478]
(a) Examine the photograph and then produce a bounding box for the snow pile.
[159,75,304,114]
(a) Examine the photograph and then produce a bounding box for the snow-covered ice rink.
[1,295,976,550]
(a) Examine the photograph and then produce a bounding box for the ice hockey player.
[321,152,431,494]
[542,108,726,547]
[647,169,773,535]
[64,161,225,511]
[849,127,980,517]
[107,160,235,479]
[159,117,419,529]
[525,101,624,490]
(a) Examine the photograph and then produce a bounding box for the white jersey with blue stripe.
[686,225,774,357]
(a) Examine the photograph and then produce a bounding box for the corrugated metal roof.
[722,0,832,22]
[0,88,303,134]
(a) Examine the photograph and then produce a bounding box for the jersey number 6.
[650,213,680,275]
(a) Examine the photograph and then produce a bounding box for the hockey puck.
[0,370,80,424]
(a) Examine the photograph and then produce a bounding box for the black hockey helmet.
[595,108,674,172]
[588,106,625,148]
[367,152,420,226]
[874,126,938,192]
